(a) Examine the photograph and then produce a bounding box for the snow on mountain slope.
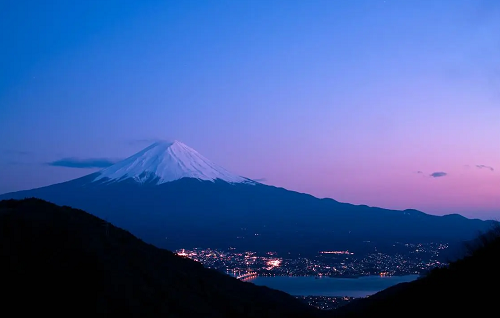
[93,140,255,185]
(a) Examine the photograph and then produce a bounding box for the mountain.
[0,141,495,254]
[333,227,500,317]
[94,140,255,185]
[0,198,322,317]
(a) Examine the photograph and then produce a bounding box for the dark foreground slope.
[0,198,322,318]
[333,228,500,317]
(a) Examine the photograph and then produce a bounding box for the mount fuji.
[93,140,256,185]
[0,141,494,254]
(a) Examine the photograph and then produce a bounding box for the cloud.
[416,171,423,174]
[48,157,121,169]
[476,164,494,171]
[430,172,447,178]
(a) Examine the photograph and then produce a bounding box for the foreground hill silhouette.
[0,198,322,317]
[333,226,500,317]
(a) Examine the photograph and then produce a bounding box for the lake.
[247,275,419,297]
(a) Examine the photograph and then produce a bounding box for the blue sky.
[1,0,499,219]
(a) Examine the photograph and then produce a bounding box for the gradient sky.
[1,0,499,219]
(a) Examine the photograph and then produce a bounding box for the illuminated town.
[176,242,448,279]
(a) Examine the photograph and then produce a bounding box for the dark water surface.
[249,275,419,297]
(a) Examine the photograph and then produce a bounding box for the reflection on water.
[248,275,419,297]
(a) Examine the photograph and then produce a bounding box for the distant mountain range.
[0,141,495,254]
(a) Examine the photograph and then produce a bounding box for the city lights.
[174,242,448,280]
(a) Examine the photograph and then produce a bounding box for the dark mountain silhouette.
[333,227,500,317]
[0,175,494,255]
[0,198,323,317]
[1,141,494,255]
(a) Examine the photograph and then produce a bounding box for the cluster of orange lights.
[266,259,281,267]
[177,249,188,257]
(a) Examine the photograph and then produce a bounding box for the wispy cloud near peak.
[48,157,121,169]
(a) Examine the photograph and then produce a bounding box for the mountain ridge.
[1,176,495,256]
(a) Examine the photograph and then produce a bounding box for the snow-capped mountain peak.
[93,140,255,185]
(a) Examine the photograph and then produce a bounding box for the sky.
[1,0,499,219]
